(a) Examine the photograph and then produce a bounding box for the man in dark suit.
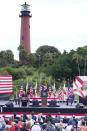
[70,93,75,105]
[66,93,75,106]
[14,91,19,105]
[22,91,27,98]
[21,91,28,107]
[41,88,48,97]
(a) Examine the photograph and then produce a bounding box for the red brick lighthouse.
[20,2,32,53]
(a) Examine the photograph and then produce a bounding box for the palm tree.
[72,53,81,76]
[84,55,87,76]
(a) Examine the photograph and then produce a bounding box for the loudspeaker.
[79,96,87,105]
[49,100,57,107]
[32,100,39,107]
[6,102,13,108]
[22,100,27,107]
[76,103,84,109]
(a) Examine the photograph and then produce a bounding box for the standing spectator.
[14,91,19,105]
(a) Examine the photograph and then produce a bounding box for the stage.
[0,99,86,114]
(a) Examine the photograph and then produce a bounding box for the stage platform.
[0,99,86,114]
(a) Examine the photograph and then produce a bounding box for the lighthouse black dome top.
[20,2,32,17]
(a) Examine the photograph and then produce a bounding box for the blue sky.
[0,0,87,60]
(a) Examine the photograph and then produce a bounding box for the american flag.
[67,81,72,98]
[58,81,63,100]
[63,83,67,100]
[39,81,42,97]
[19,80,23,97]
[34,80,37,98]
[26,79,29,94]
[63,83,67,95]
[53,81,56,98]
[0,75,12,94]
[29,80,33,98]
[48,80,51,98]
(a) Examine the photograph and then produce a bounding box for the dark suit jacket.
[69,94,75,103]
[14,93,19,99]
[22,93,27,97]
[41,88,48,97]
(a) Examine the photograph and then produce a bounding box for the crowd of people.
[0,112,87,131]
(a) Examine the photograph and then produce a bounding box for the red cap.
[2,115,5,118]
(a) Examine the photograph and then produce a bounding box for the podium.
[41,96,47,106]
[21,97,28,107]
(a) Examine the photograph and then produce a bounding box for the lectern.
[41,96,47,106]
[41,88,48,106]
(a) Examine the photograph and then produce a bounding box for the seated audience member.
[30,121,42,131]
[18,117,23,128]
[31,111,37,121]
[45,117,56,131]
[36,113,43,125]
[57,112,62,122]
[63,116,69,124]
[68,115,78,128]
[59,122,65,131]
[79,119,87,131]
[44,113,53,124]
[20,122,28,131]
[15,119,20,131]
[14,113,20,121]
[5,127,10,131]
[83,113,87,124]
[22,113,28,122]
[53,115,59,123]
[0,121,6,131]
[26,121,32,130]
[9,122,15,131]
[66,121,73,131]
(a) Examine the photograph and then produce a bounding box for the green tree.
[36,45,61,65]
[5,50,14,63]
[18,45,28,62]
[42,53,53,67]
[27,53,37,66]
